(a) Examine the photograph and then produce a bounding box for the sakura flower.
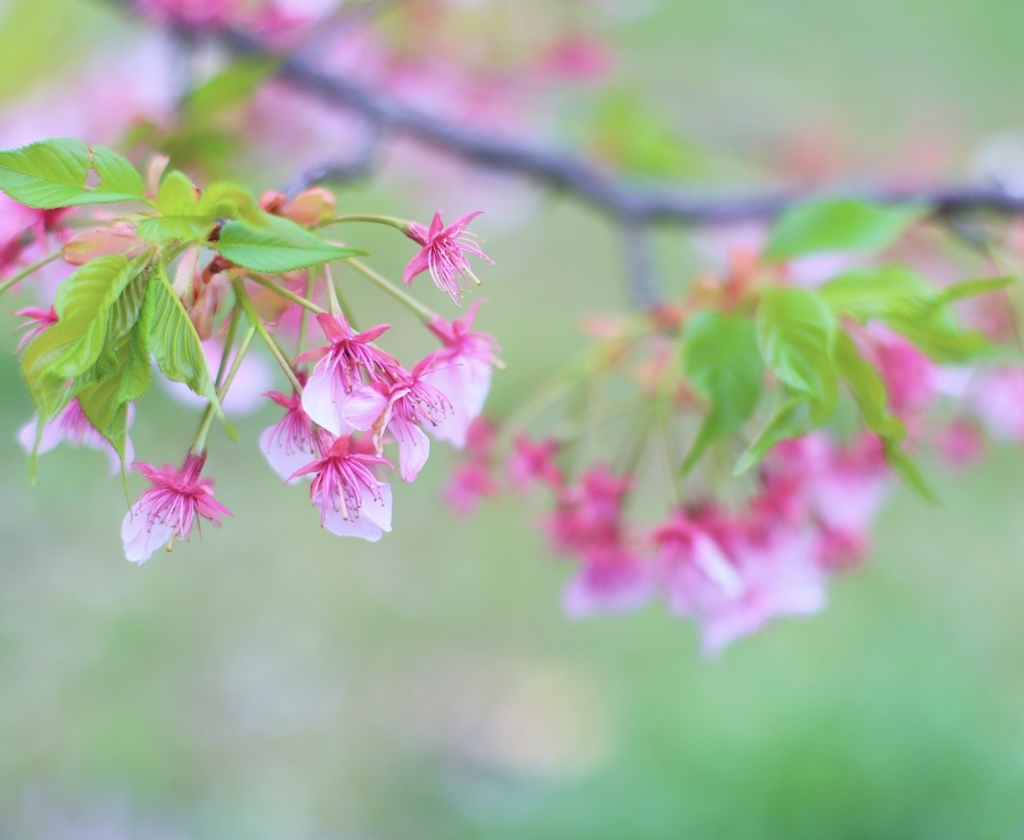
[402,211,493,304]
[563,543,654,618]
[969,367,1024,442]
[259,381,324,482]
[289,434,393,541]
[345,352,453,482]
[18,399,133,475]
[424,303,500,448]
[297,312,398,436]
[696,526,828,657]
[444,461,501,517]
[508,434,563,491]
[122,452,232,563]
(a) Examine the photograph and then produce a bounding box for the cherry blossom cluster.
[443,218,1023,655]
[0,138,497,563]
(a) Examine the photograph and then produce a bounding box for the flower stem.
[347,258,436,323]
[246,273,325,314]
[193,324,258,452]
[315,214,411,233]
[0,251,63,298]
[298,269,316,357]
[232,278,304,393]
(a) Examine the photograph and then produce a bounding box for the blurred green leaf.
[756,286,838,421]
[765,199,927,260]
[938,275,1014,304]
[680,311,763,474]
[183,58,280,123]
[818,265,933,318]
[733,397,810,475]
[0,138,145,208]
[588,90,704,178]
[833,329,904,441]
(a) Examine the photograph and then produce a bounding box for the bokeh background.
[3,0,1024,837]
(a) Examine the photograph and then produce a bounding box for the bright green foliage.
[216,212,366,273]
[832,330,903,442]
[143,264,219,405]
[20,256,136,417]
[733,397,809,475]
[818,265,934,318]
[756,286,838,422]
[765,199,926,260]
[138,174,258,243]
[0,138,145,208]
[680,311,763,474]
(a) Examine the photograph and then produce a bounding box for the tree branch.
[206,27,1024,227]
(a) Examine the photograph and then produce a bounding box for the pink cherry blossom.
[18,399,133,475]
[562,543,654,618]
[297,312,398,436]
[442,419,500,516]
[423,303,500,448]
[259,381,325,482]
[969,367,1024,442]
[122,452,232,563]
[289,434,393,541]
[402,211,493,304]
[344,352,453,482]
[508,435,563,490]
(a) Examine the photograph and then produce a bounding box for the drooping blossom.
[259,378,326,482]
[18,399,133,475]
[121,452,232,563]
[424,302,500,448]
[443,418,501,516]
[14,305,58,351]
[402,211,493,304]
[563,542,654,618]
[289,433,393,541]
[344,352,453,482]
[297,312,398,436]
[508,434,563,491]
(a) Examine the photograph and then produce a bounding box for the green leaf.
[756,286,838,421]
[818,265,933,319]
[882,302,989,363]
[938,276,1014,304]
[680,311,763,474]
[765,199,927,261]
[883,439,938,504]
[23,255,134,382]
[0,138,145,208]
[733,397,810,475]
[184,58,280,123]
[143,263,219,405]
[77,327,152,463]
[833,329,904,441]
[216,212,366,273]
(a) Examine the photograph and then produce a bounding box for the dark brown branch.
[209,28,1024,227]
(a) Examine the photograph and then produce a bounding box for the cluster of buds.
[0,138,497,562]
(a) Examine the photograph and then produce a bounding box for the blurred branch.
[283,122,383,197]
[205,28,1024,227]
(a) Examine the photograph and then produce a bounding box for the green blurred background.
[4,0,1024,837]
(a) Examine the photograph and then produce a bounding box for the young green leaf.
[765,199,927,261]
[883,439,938,504]
[938,276,1014,304]
[0,138,145,208]
[216,212,367,273]
[756,286,838,421]
[733,397,810,475]
[818,265,933,319]
[833,329,904,442]
[680,311,763,474]
[144,263,219,404]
